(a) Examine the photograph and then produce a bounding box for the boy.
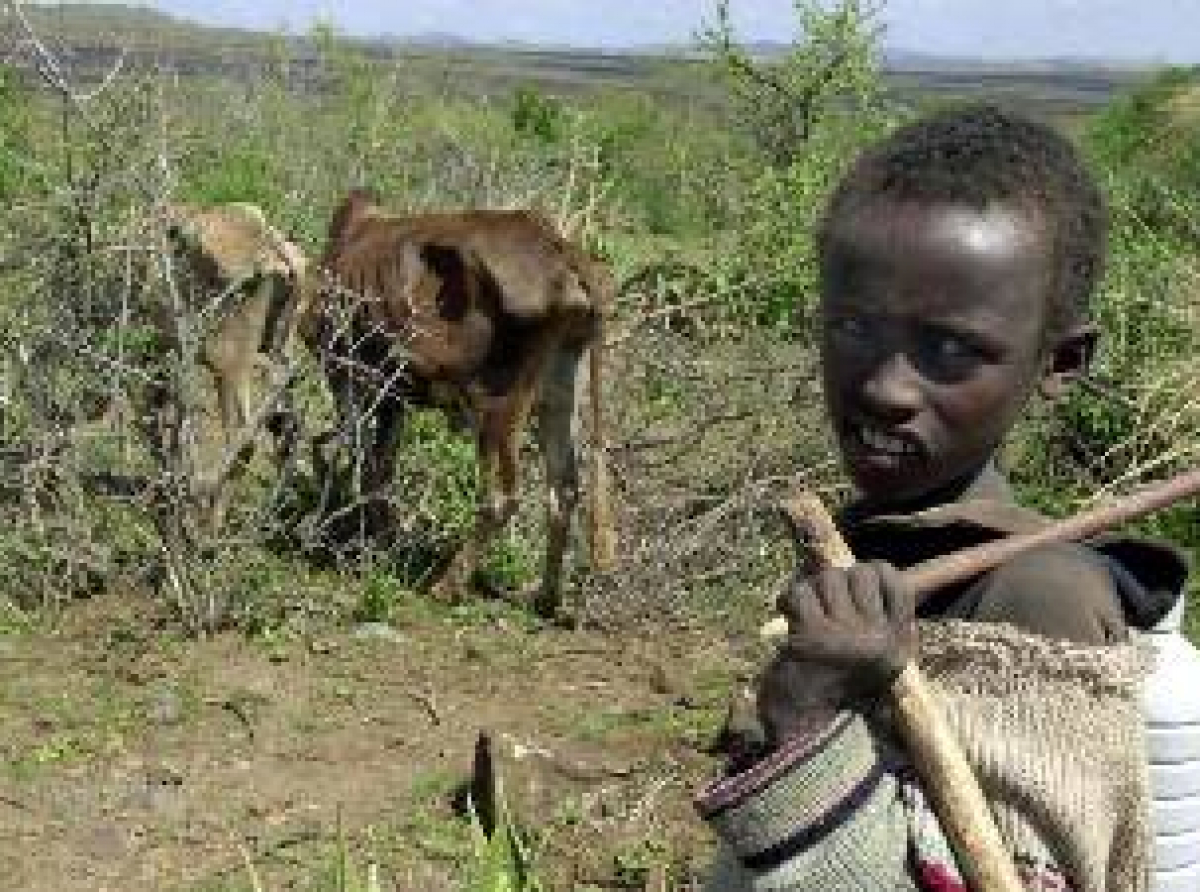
[697,105,1188,890]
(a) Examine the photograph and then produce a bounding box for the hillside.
[3,2,1149,114]
[4,2,268,49]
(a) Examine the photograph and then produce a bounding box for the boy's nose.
[860,353,923,420]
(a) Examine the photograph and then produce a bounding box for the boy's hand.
[757,561,918,746]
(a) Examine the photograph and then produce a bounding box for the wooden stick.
[761,465,1200,641]
[774,493,1025,892]
[890,662,1022,892]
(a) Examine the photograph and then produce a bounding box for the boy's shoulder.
[842,470,1187,634]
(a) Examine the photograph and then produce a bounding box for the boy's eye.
[918,330,989,376]
[934,336,973,361]
[828,316,870,341]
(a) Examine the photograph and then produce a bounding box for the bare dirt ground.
[0,589,751,891]
[0,325,816,891]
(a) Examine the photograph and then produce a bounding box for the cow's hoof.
[472,578,550,619]
[430,572,467,604]
[529,588,563,623]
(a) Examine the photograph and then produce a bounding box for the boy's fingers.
[847,564,886,621]
[815,569,855,624]
[775,574,805,618]
[875,561,915,625]
[778,577,825,629]
[778,568,840,618]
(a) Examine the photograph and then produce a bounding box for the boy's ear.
[1039,323,1098,399]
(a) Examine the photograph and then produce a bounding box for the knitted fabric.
[700,715,915,890]
[901,775,969,890]
[914,619,1152,892]
[698,620,1152,891]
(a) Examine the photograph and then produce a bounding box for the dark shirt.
[840,466,1185,643]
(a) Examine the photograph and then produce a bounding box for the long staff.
[761,466,1200,891]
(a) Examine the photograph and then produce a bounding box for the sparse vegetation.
[0,1,1197,888]
[1009,64,1200,638]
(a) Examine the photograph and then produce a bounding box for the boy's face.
[820,198,1068,508]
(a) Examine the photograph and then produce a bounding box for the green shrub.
[180,141,285,212]
[699,0,887,167]
[1087,65,1200,169]
[511,85,565,145]
[691,0,901,327]
[0,69,33,200]
[463,786,544,892]
[709,113,900,329]
[1085,66,1200,246]
[1010,82,1200,626]
[352,567,409,624]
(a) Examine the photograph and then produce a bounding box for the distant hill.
[3,3,1163,73]
[0,0,1154,118]
[4,2,268,48]
[675,38,1156,73]
[394,31,479,49]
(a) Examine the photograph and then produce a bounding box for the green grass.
[1,9,1198,889]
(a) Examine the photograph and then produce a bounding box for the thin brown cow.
[307,190,617,618]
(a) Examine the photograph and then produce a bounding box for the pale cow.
[160,202,309,531]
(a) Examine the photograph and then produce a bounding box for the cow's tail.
[586,290,618,572]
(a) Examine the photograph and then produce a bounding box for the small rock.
[145,685,184,726]
[352,622,406,644]
[468,731,636,837]
[85,824,131,859]
[649,661,696,707]
[116,666,149,685]
[707,685,766,758]
[139,766,186,815]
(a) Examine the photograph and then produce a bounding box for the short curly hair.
[818,104,1107,341]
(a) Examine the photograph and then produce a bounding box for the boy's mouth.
[851,423,921,457]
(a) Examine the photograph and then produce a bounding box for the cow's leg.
[363,395,404,536]
[311,358,356,518]
[258,273,303,477]
[205,362,248,533]
[310,426,340,512]
[531,342,585,620]
[431,331,560,604]
[339,383,376,539]
[203,280,280,535]
[327,370,373,529]
[431,404,520,603]
[265,379,300,475]
[306,351,381,548]
[212,355,266,533]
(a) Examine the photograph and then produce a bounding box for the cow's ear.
[163,204,196,249]
[420,243,469,320]
[166,219,201,254]
[163,203,189,234]
[326,189,380,255]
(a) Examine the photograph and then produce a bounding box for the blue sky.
[100,0,1200,61]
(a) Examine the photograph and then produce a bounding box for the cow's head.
[161,203,312,358]
[165,203,306,289]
